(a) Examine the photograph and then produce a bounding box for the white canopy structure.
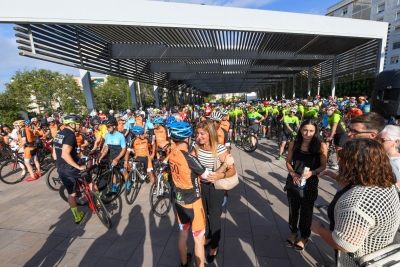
[0,0,389,108]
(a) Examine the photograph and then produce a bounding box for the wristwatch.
[313,170,319,176]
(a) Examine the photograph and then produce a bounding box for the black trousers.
[201,182,224,249]
[287,177,318,239]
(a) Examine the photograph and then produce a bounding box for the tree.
[2,69,85,124]
[93,76,131,112]
[204,94,216,103]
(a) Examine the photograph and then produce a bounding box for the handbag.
[284,175,304,198]
[348,244,400,267]
[213,154,239,190]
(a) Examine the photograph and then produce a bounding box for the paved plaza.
[0,138,398,267]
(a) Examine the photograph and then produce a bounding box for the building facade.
[326,0,372,20]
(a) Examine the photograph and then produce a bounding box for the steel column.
[282,80,286,99]
[179,91,183,106]
[293,75,296,99]
[79,69,95,112]
[332,56,337,98]
[153,86,160,107]
[307,67,312,96]
[128,80,138,109]
[137,82,143,108]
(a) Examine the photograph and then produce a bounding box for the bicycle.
[149,163,172,217]
[235,125,258,152]
[0,150,27,184]
[59,170,111,229]
[125,159,148,205]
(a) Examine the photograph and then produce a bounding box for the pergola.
[0,0,389,110]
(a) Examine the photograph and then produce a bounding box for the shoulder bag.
[283,156,315,199]
[213,154,239,190]
[348,244,400,267]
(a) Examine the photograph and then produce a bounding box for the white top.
[333,185,400,267]
[389,157,400,182]
[197,144,227,183]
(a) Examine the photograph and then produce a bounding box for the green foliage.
[1,68,85,124]
[204,94,216,103]
[93,76,131,111]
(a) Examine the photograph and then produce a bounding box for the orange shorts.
[175,198,206,235]
[24,147,37,161]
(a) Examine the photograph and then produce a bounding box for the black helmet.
[102,119,117,127]
[90,116,101,126]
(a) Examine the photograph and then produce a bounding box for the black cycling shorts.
[281,131,291,143]
[334,133,348,147]
[249,124,259,134]
[58,168,92,195]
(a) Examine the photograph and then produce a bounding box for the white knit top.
[333,185,400,267]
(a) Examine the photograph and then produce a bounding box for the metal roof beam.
[185,79,282,85]
[111,43,333,60]
[169,73,293,80]
[150,63,306,72]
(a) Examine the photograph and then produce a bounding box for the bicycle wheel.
[125,170,141,205]
[243,134,258,152]
[98,170,123,204]
[59,185,87,206]
[90,191,112,229]
[149,176,172,217]
[0,159,26,184]
[45,165,62,191]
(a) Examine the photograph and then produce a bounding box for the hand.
[150,155,154,161]
[123,162,128,168]
[207,172,220,184]
[311,220,325,235]
[326,137,332,142]
[318,170,338,180]
[302,170,313,179]
[111,159,118,167]
[77,165,86,171]
[290,171,301,185]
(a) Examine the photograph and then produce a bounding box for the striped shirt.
[197,144,227,183]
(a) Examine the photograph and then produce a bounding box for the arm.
[311,222,347,252]
[98,145,109,162]
[328,123,338,140]
[61,144,84,170]
[286,142,301,184]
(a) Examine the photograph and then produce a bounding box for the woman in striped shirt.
[192,120,236,263]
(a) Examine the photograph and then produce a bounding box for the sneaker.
[34,173,41,179]
[261,135,265,138]
[111,184,117,193]
[331,164,339,170]
[126,181,131,191]
[179,253,192,267]
[24,176,37,182]
[222,196,228,207]
[75,211,85,224]
[276,155,282,160]
[21,171,26,176]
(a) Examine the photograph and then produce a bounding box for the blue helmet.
[166,116,177,126]
[168,122,192,140]
[25,120,31,125]
[130,126,144,135]
[153,117,164,125]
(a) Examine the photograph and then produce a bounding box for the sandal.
[294,238,309,252]
[285,233,298,248]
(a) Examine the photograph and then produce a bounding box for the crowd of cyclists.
[0,93,388,266]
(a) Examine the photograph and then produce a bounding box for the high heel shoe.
[294,238,309,252]
[206,247,218,263]
[285,233,298,248]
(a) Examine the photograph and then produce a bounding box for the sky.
[0,0,339,92]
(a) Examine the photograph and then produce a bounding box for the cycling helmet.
[306,102,313,107]
[120,115,128,121]
[292,100,297,104]
[131,126,144,135]
[169,122,193,141]
[63,114,82,125]
[221,110,228,116]
[198,110,205,116]
[13,120,25,127]
[90,117,101,126]
[210,111,222,121]
[277,103,282,107]
[166,116,177,126]
[89,110,97,117]
[313,100,319,104]
[114,114,122,119]
[264,101,269,105]
[109,110,114,114]
[290,108,297,113]
[102,119,118,126]
[358,96,365,100]
[349,102,357,107]
[327,104,337,111]
[25,120,31,125]
[47,117,55,123]
[282,103,287,108]
[153,117,164,125]
[31,117,38,122]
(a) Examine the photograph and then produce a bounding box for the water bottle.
[201,168,210,179]
[298,167,309,188]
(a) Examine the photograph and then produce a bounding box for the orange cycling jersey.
[154,126,167,147]
[25,127,36,144]
[346,108,363,118]
[76,133,84,147]
[216,128,228,146]
[117,120,125,132]
[220,120,230,132]
[169,147,205,205]
[49,124,65,139]
[133,138,149,157]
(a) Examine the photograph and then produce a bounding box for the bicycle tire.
[149,176,172,217]
[125,170,141,205]
[243,134,258,152]
[45,165,62,191]
[98,170,123,204]
[0,159,27,184]
[90,191,112,229]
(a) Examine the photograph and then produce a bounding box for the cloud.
[0,24,79,92]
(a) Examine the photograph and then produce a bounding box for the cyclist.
[168,122,207,267]
[151,117,169,160]
[326,104,348,169]
[247,106,264,145]
[134,110,144,127]
[220,110,232,141]
[53,115,98,224]
[12,121,27,177]
[257,103,268,138]
[210,111,231,153]
[98,119,128,193]
[303,102,318,120]
[277,108,299,160]
[90,117,107,152]
[345,103,363,119]
[123,110,136,136]
[126,126,155,184]
[15,120,42,181]
[144,113,155,137]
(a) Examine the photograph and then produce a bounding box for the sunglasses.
[213,121,221,124]
[346,127,375,135]
[378,137,392,144]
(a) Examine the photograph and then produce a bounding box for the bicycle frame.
[76,178,98,214]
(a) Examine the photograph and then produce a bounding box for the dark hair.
[350,112,385,133]
[338,138,396,187]
[293,119,322,155]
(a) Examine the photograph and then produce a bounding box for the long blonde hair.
[195,120,219,158]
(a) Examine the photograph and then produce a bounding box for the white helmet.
[89,110,97,117]
[109,110,114,114]
[99,110,102,113]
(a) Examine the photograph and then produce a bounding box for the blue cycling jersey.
[145,120,154,130]
[124,118,136,130]
[105,131,126,160]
